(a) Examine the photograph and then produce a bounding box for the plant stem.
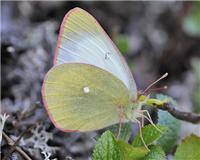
[156,103,200,124]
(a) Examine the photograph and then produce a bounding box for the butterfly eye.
[83,86,90,93]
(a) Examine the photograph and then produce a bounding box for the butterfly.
[42,7,168,135]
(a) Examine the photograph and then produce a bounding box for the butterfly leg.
[134,118,150,151]
[141,113,144,127]
[141,110,153,123]
[117,106,124,140]
[139,110,162,133]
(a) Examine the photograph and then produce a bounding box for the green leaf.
[115,34,129,54]
[118,140,149,160]
[174,134,200,160]
[92,131,123,160]
[143,145,166,160]
[157,110,181,153]
[191,58,200,113]
[132,124,167,147]
[182,2,200,37]
[192,58,200,81]
[109,122,132,142]
[156,94,176,105]
[156,94,181,153]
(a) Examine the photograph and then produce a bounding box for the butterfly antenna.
[143,73,168,94]
[145,85,168,94]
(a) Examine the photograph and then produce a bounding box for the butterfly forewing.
[54,7,137,99]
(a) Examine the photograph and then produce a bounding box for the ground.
[1,1,200,160]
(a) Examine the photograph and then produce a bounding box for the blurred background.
[1,1,200,160]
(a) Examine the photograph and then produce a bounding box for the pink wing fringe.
[41,67,79,132]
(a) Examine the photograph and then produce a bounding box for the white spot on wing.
[83,87,90,93]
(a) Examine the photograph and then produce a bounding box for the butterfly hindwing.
[42,63,130,132]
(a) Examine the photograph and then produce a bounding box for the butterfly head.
[125,73,169,120]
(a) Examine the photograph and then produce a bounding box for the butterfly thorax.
[124,96,146,121]
[124,94,165,122]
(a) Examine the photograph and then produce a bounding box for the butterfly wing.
[54,7,137,99]
[42,63,130,132]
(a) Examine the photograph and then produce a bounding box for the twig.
[3,125,35,159]
[2,131,32,160]
[14,125,35,147]
[156,103,200,124]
